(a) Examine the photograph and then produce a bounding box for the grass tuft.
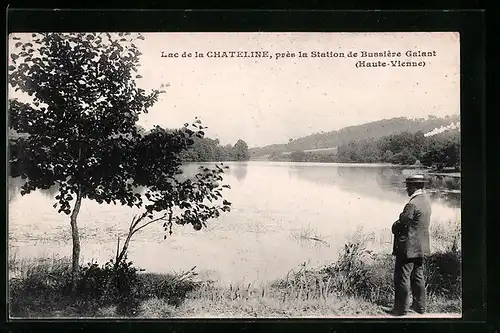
[290,224,330,247]
[9,224,461,318]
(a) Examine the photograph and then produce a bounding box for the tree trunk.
[70,189,83,291]
[115,232,133,270]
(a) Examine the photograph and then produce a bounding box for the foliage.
[75,256,142,315]
[271,232,462,307]
[268,129,460,169]
[250,115,460,157]
[420,134,460,170]
[123,124,232,227]
[337,139,382,163]
[233,139,250,161]
[9,32,159,208]
[8,32,233,285]
[105,118,233,267]
[137,268,200,307]
[290,150,307,162]
[179,136,250,162]
[424,249,462,298]
[75,257,204,315]
[321,242,377,300]
[9,256,72,296]
[8,32,165,284]
[9,239,462,318]
[9,254,202,317]
[389,149,417,165]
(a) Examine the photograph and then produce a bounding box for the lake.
[8,162,461,285]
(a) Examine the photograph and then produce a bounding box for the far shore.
[200,160,462,177]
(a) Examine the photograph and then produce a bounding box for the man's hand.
[392,220,400,235]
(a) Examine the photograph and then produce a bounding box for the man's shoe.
[410,304,425,314]
[382,306,408,316]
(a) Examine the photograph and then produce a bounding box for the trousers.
[394,255,426,313]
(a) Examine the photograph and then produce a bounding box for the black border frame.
[4,9,489,333]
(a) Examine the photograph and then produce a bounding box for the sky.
[8,32,460,148]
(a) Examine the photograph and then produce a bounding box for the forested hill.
[249,115,460,158]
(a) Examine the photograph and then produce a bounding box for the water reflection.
[288,164,460,208]
[227,162,248,182]
[176,162,248,183]
[9,162,461,283]
[41,185,59,198]
[7,162,246,202]
[288,164,405,204]
[8,163,459,208]
[8,177,23,202]
[8,177,60,201]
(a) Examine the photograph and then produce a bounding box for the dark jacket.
[392,192,432,258]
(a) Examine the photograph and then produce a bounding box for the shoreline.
[204,160,461,175]
[9,247,462,318]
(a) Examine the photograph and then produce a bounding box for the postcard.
[8,31,461,319]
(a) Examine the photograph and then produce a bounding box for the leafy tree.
[358,140,380,163]
[136,125,147,137]
[8,32,161,288]
[382,150,394,163]
[178,147,200,162]
[8,33,232,289]
[114,121,232,267]
[220,144,235,161]
[412,131,426,160]
[179,137,234,162]
[191,137,217,162]
[233,139,250,161]
[390,149,417,165]
[336,140,356,162]
[444,139,460,170]
[251,115,459,158]
[290,150,306,162]
[421,134,460,170]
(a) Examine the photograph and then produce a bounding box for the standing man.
[384,174,432,316]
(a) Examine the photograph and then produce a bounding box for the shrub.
[424,249,461,298]
[322,242,375,300]
[10,256,72,294]
[137,267,200,307]
[75,255,142,316]
[325,243,462,305]
[137,297,177,318]
[9,256,74,317]
[9,252,204,318]
[361,253,394,304]
[278,233,462,308]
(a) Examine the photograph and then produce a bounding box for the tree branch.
[131,213,168,236]
[129,214,137,231]
[129,211,147,232]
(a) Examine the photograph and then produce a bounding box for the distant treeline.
[270,130,460,170]
[178,137,250,162]
[136,125,250,162]
[250,115,460,157]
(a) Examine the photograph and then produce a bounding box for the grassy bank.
[9,231,461,318]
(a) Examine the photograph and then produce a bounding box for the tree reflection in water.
[287,164,460,208]
[8,163,459,208]
[228,162,248,182]
[8,177,60,201]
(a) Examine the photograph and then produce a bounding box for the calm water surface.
[8,162,460,284]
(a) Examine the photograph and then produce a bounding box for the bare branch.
[131,213,168,235]
[129,214,137,231]
[115,236,120,262]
